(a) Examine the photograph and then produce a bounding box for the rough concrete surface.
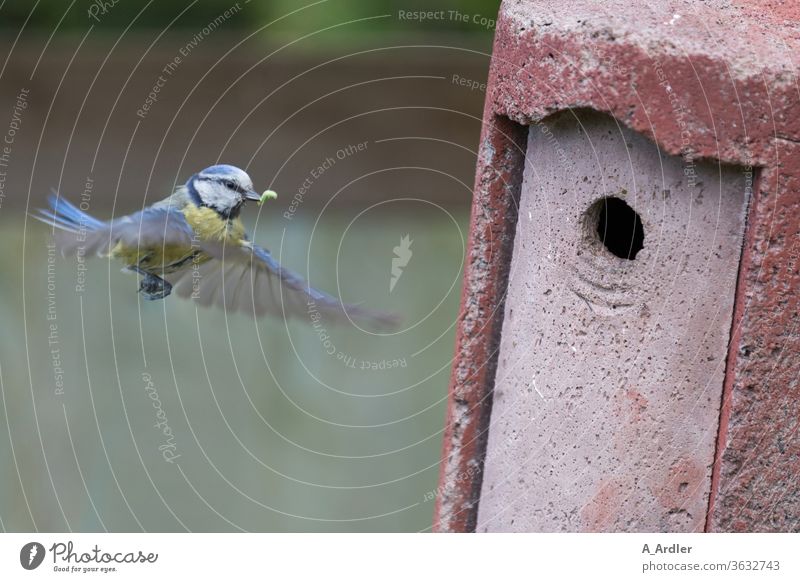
[476,111,748,532]
[433,115,526,533]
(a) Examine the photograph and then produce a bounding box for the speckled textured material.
[476,111,747,532]
[435,0,800,533]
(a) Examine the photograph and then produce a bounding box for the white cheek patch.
[196,180,235,211]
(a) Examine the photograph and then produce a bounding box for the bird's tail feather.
[32,194,105,233]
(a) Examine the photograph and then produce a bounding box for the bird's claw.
[139,273,172,300]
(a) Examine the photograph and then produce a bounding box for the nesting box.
[435,0,800,533]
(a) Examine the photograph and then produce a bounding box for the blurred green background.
[0,0,499,531]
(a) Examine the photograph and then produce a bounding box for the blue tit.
[34,164,395,326]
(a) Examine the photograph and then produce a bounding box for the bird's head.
[187,164,262,218]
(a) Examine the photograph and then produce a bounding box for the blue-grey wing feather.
[171,239,397,327]
[35,194,194,256]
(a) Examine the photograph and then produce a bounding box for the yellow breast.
[182,205,246,242]
[110,242,193,269]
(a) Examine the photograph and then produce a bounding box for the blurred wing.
[34,194,194,256]
[170,239,398,327]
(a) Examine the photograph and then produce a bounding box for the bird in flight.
[35,164,394,327]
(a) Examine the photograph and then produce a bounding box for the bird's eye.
[224,180,235,190]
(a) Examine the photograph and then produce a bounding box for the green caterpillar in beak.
[258,190,278,205]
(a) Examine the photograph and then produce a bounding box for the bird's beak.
[243,190,262,202]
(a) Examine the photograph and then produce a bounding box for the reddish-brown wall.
[435,0,800,532]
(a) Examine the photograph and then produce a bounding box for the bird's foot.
[139,273,172,300]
